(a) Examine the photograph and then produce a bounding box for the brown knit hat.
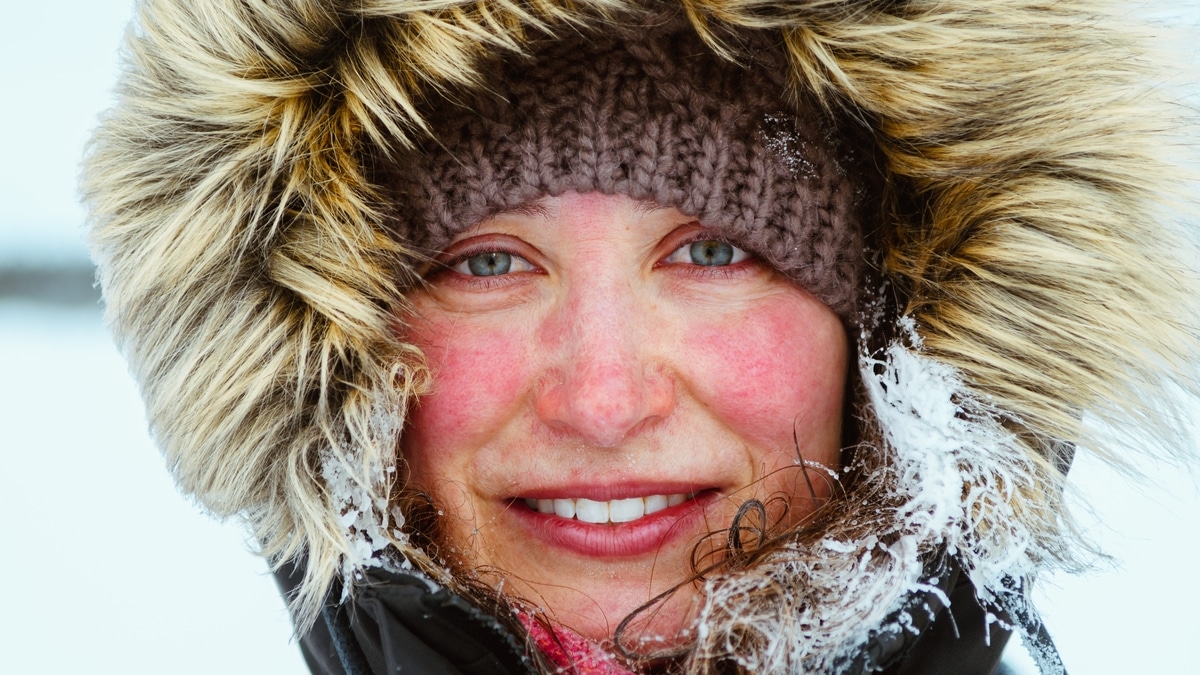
[393,24,877,319]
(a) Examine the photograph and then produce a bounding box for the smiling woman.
[80,1,1200,674]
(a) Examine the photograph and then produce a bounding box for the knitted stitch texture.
[393,26,875,318]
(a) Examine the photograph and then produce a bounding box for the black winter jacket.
[275,557,1031,675]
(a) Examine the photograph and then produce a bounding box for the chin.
[519,573,704,655]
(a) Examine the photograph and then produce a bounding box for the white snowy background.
[1,1,1197,673]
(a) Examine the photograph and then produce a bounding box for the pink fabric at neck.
[517,612,638,675]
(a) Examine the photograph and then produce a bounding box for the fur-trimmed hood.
[83,0,1200,672]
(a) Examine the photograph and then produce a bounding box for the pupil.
[467,252,512,276]
[690,240,734,266]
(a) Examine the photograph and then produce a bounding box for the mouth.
[521,493,693,524]
[507,488,718,558]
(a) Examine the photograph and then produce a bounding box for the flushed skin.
[403,192,848,642]
[83,0,1200,672]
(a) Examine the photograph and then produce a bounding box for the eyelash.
[670,263,751,280]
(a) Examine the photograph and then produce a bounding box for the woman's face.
[403,191,847,646]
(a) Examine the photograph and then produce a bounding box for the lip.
[506,488,721,558]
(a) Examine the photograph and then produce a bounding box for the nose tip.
[534,361,676,447]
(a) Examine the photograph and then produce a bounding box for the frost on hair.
[320,398,414,593]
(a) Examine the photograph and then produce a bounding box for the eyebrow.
[630,197,667,217]
[502,201,552,219]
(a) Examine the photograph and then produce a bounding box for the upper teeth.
[523,494,689,524]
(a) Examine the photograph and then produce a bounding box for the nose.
[533,282,676,447]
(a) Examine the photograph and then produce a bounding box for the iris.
[466,251,512,276]
[689,240,735,266]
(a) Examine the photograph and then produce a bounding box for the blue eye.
[690,241,733,266]
[665,239,750,267]
[452,251,535,277]
[468,252,510,276]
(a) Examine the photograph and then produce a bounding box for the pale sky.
[0,0,134,258]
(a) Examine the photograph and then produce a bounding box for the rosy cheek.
[680,295,847,454]
[404,316,531,473]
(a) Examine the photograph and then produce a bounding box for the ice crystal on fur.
[320,400,411,584]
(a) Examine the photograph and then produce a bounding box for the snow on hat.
[393,26,876,318]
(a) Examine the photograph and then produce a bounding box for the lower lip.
[507,491,719,558]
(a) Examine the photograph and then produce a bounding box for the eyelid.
[663,223,743,250]
[438,236,520,263]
